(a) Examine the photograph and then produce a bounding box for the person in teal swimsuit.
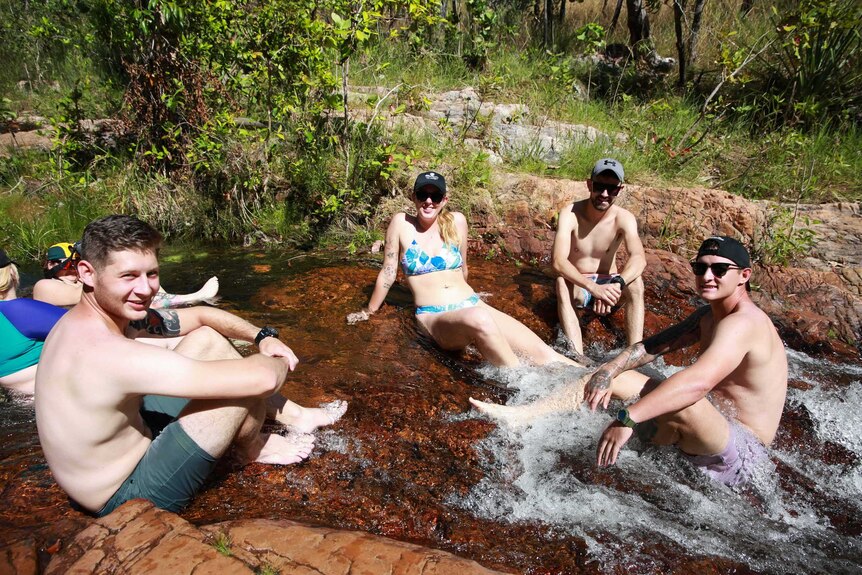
[0,248,67,394]
[347,171,583,369]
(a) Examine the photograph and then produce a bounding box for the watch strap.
[254,326,279,346]
[617,408,637,428]
[610,275,627,290]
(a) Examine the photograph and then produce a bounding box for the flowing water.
[1,247,859,574]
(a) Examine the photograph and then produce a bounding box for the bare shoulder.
[558,201,576,216]
[557,203,578,227]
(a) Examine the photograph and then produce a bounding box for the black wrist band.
[611,275,627,290]
[255,326,279,345]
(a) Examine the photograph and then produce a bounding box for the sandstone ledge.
[23,500,510,575]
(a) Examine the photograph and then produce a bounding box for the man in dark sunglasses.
[552,158,645,360]
[587,235,787,486]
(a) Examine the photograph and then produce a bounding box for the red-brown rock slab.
[44,500,509,575]
[0,538,38,575]
[202,519,511,574]
[45,500,252,575]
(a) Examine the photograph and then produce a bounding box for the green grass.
[0,0,859,258]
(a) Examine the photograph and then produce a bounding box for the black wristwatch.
[616,408,637,428]
[254,326,279,346]
[610,275,627,290]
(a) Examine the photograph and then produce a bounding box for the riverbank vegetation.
[0,0,859,262]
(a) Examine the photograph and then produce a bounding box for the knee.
[556,277,575,306]
[625,276,644,301]
[183,326,236,358]
[462,308,502,339]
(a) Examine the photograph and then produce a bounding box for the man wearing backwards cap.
[586,235,787,486]
[471,236,787,487]
[552,158,646,359]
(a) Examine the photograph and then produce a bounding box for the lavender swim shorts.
[679,420,768,487]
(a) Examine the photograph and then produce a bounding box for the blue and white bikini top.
[400,237,463,277]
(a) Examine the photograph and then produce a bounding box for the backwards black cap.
[696,236,751,268]
[0,249,17,269]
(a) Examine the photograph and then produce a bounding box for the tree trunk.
[544,0,554,47]
[625,0,651,50]
[610,0,624,31]
[688,0,706,65]
[558,0,566,26]
[674,0,687,86]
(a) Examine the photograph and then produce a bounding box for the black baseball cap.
[696,236,751,268]
[413,171,447,195]
[0,249,17,268]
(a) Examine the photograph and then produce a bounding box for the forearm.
[627,375,708,423]
[552,258,598,291]
[366,266,396,313]
[186,307,260,342]
[597,342,656,379]
[618,253,646,285]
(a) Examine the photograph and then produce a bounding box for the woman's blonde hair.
[0,263,19,296]
[438,208,460,247]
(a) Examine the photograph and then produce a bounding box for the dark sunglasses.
[690,261,742,278]
[415,189,445,203]
[591,182,622,196]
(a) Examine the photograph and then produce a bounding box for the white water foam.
[455,351,862,574]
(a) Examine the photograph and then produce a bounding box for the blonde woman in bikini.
[348,171,580,368]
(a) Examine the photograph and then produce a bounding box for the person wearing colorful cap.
[472,235,788,487]
[34,241,221,309]
[36,215,346,517]
[552,158,645,359]
[0,248,68,395]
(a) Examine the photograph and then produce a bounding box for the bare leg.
[171,327,316,465]
[418,305,521,367]
[623,276,645,346]
[556,277,585,355]
[177,396,315,465]
[650,396,730,455]
[482,304,582,367]
[151,277,220,309]
[0,364,37,396]
[470,369,650,427]
[266,395,348,433]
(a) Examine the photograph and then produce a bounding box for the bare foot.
[277,399,348,434]
[469,397,536,429]
[252,432,315,465]
[198,276,220,305]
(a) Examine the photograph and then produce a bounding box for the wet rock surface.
[1,250,858,574]
[0,176,859,574]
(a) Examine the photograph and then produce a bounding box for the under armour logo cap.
[413,171,447,194]
[591,158,624,183]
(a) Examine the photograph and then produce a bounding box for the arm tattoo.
[594,342,649,388]
[129,309,181,337]
[643,305,710,356]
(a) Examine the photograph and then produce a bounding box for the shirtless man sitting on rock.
[552,158,646,359]
[472,236,787,486]
[36,215,346,516]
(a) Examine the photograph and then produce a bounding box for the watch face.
[616,409,627,423]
